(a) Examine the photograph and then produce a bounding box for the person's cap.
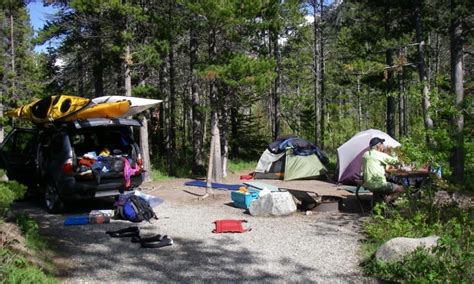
[369,137,385,148]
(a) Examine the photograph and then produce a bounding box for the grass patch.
[0,249,56,284]
[227,159,256,173]
[149,167,175,181]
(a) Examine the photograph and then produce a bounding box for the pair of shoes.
[131,234,163,243]
[141,235,173,248]
[106,226,140,238]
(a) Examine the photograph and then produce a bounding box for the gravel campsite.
[12,175,373,283]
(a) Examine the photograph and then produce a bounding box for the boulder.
[0,174,8,182]
[375,236,439,263]
[249,191,297,217]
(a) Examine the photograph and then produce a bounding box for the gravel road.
[13,179,373,283]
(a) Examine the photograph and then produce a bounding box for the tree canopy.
[1,0,472,188]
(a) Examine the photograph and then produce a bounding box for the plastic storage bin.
[231,189,260,209]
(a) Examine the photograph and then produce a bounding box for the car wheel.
[44,180,65,213]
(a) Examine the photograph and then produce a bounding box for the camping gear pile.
[254,136,329,181]
[249,190,297,217]
[76,150,141,187]
[64,191,162,225]
[231,182,297,217]
[231,187,260,209]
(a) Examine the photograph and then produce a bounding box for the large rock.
[249,191,297,217]
[0,174,8,182]
[375,236,439,263]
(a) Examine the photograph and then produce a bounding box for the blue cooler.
[231,189,260,209]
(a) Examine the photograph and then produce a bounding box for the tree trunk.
[398,47,406,137]
[92,25,104,97]
[77,52,85,96]
[365,89,369,130]
[414,0,434,144]
[230,107,239,157]
[434,33,441,86]
[91,10,104,97]
[271,29,281,140]
[124,45,132,97]
[313,1,321,146]
[221,88,231,178]
[0,103,3,143]
[386,49,396,138]
[168,40,176,176]
[398,68,406,138]
[190,19,205,175]
[449,3,464,183]
[356,74,362,131]
[9,14,15,92]
[160,59,172,176]
[207,27,223,184]
[319,0,325,149]
[140,117,151,182]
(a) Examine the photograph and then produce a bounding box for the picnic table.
[386,168,430,178]
[354,167,432,214]
[386,167,431,189]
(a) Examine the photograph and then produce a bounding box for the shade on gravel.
[14,181,373,283]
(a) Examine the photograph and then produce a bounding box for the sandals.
[140,236,173,248]
[106,226,140,238]
[106,227,173,248]
[131,234,163,243]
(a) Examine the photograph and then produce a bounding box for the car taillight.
[63,158,74,173]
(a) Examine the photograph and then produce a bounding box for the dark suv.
[0,118,145,212]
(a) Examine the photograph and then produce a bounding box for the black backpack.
[117,195,157,222]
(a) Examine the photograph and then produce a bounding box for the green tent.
[255,148,327,181]
[284,149,327,180]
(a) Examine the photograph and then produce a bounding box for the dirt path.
[13,174,374,283]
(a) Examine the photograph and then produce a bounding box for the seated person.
[362,137,405,203]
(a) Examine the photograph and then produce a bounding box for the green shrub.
[363,248,445,282]
[0,179,27,213]
[16,214,47,251]
[0,214,57,283]
[0,249,56,284]
[362,197,474,282]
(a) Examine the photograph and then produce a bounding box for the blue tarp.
[184,180,241,191]
[341,185,371,194]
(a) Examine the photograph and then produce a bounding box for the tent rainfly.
[336,129,401,185]
[254,136,328,181]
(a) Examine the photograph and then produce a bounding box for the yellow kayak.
[5,100,38,119]
[61,100,131,121]
[6,95,91,124]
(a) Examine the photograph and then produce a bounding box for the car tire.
[44,179,65,213]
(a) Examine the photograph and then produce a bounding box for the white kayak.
[92,96,162,117]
